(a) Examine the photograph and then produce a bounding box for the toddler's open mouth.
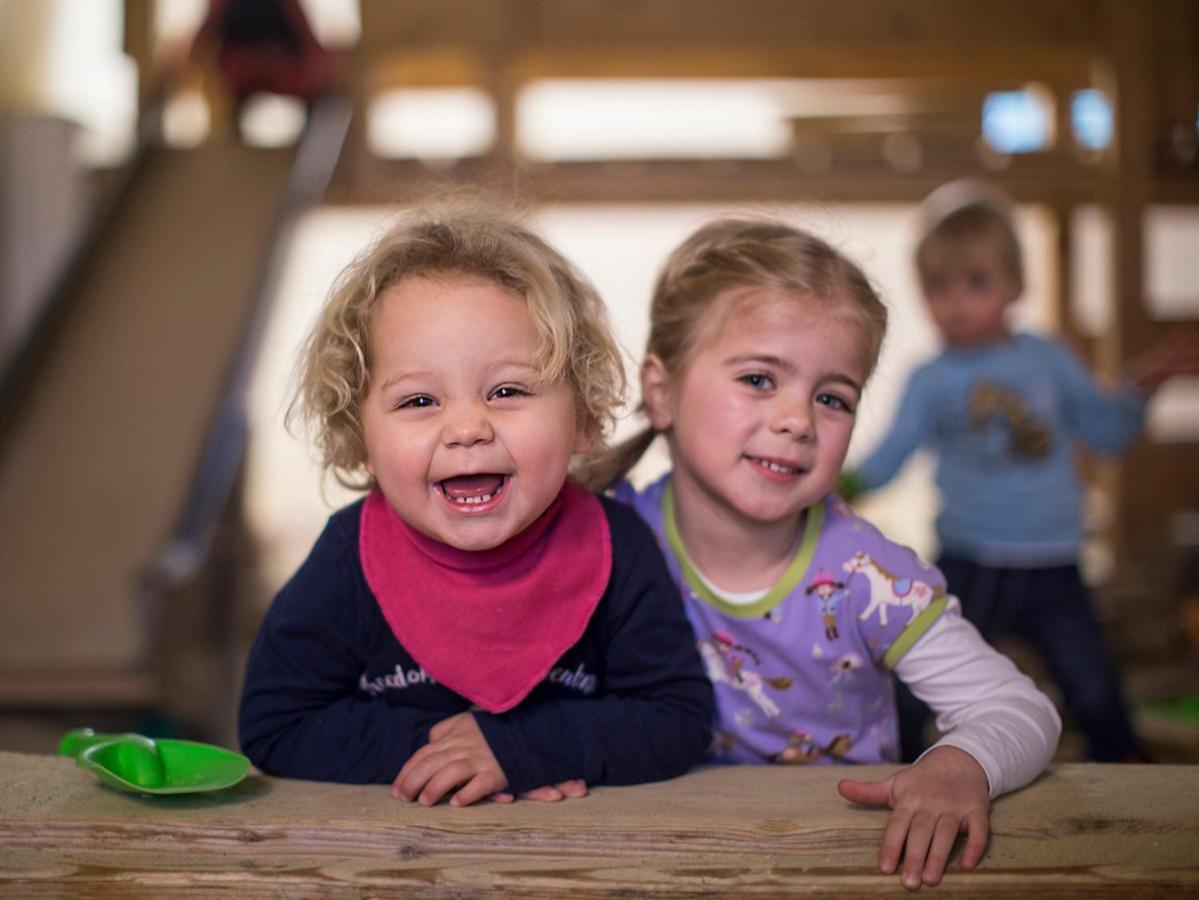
[437,473,508,506]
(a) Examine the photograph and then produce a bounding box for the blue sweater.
[855,333,1146,566]
[239,496,714,792]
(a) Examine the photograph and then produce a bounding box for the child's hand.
[392,713,507,807]
[1129,329,1199,393]
[489,780,588,804]
[837,745,990,889]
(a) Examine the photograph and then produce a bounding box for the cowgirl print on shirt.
[805,569,848,640]
[698,630,793,719]
[621,478,953,767]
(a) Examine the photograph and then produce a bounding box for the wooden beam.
[509,48,1092,85]
[1,756,1197,896]
[332,156,1111,206]
[357,0,1104,57]
[122,0,156,108]
[1097,1,1160,561]
[354,0,1100,91]
[357,45,1093,94]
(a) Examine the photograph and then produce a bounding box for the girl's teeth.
[757,458,795,474]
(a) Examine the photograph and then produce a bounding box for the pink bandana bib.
[359,480,612,713]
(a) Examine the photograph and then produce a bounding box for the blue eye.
[739,373,775,390]
[817,393,854,414]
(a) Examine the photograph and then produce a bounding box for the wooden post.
[487,52,518,172]
[123,0,157,113]
[1097,1,1155,565]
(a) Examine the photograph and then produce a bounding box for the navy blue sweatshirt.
[238,495,714,793]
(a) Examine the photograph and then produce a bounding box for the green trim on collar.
[883,594,951,669]
[662,481,825,619]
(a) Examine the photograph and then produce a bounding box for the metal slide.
[0,103,349,701]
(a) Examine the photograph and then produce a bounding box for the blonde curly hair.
[290,204,626,490]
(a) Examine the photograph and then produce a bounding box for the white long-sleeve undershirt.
[894,610,1062,798]
[694,568,1060,797]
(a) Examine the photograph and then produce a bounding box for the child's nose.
[770,400,815,441]
[441,404,494,447]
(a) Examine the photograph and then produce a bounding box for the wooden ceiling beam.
[329,156,1110,207]
[357,46,1093,100]
[357,0,1102,57]
[355,0,1100,91]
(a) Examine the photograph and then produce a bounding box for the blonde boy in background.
[849,180,1199,763]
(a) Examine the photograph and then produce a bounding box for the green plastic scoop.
[58,727,251,795]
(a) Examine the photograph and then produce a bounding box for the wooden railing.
[1,753,1196,897]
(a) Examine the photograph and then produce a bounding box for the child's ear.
[640,354,674,430]
[573,427,594,456]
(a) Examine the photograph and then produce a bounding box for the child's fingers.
[492,781,586,803]
[958,809,989,869]
[1153,339,1199,375]
[488,792,516,803]
[877,806,914,875]
[394,745,464,803]
[520,786,565,802]
[395,768,436,804]
[558,779,587,798]
[1135,330,1199,384]
[392,745,440,800]
[837,777,892,808]
[1176,342,1199,372]
[920,815,960,886]
[417,760,476,807]
[899,811,936,890]
[1163,329,1199,359]
[450,771,506,808]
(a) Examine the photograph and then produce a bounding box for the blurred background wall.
[0,0,1197,760]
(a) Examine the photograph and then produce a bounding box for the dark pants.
[896,556,1145,763]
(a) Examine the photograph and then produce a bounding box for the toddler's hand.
[1130,329,1199,393]
[837,745,990,890]
[392,713,507,807]
[490,779,588,804]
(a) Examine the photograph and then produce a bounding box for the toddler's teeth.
[454,492,495,505]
